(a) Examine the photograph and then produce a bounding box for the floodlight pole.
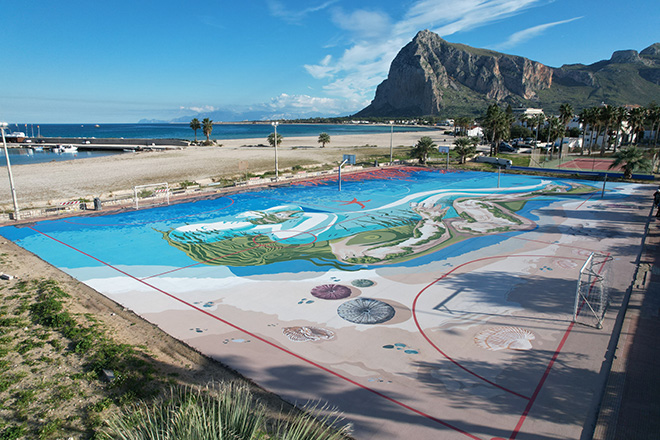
[272,121,279,181]
[1,123,19,221]
[389,121,394,165]
[338,159,348,191]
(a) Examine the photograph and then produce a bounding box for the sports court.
[0,167,653,439]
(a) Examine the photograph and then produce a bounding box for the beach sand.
[0,130,450,208]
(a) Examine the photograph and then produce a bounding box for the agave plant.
[98,382,265,440]
[276,403,352,440]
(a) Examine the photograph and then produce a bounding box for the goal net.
[573,252,611,329]
[134,182,170,210]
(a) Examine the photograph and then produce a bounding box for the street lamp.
[389,120,394,165]
[0,123,20,221]
[271,121,279,180]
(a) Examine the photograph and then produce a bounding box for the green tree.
[583,107,600,155]
[189,118,201,143]
[558,103,573,159]
[532,113,546,142]
[318,132,330,148]
[453,117,472,136]
[598,105,615,156]
[612,106,627,152]
[646,103,660,171]
[410,136,436,164]
[626,107,646,145]
[267,132,283,148]
[609,146,652,179]
[545,116,564,159]
[202,118,213,144]
[482,104,511,156]
[453,137,477,164]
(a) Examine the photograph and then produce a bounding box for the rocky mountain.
[356,30,660,117]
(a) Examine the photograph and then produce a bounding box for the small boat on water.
[54,144,78,153]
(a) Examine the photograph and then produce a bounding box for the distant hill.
[356,30,660,117]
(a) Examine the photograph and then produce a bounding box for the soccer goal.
[134,182,170,210]
[573,252,611,329]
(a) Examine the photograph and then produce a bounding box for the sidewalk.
[593,212,660,439]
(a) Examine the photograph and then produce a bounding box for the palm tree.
[453,137,477,164]
[202,118,213,144]
[609,146,652,179]
[612,106,627,153]
[577,109,589,155]
[410,136,436,164]
[558,103,573,159]
[598,105,615,156]
[453,117,472,136]
[267,132,283,148]
[532,113,546,142]
[482,104,510,156]
[585,107,600,155]
[318,132,330,148]
[189,118,201,143]
[545,116,564,159]
[646,103,660,171]
[627,107,647,145]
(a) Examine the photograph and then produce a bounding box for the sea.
[10,122,436,141]
[2,123,437,166]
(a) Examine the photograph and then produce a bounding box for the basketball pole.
[338,159,348,191]
[0,123,20,221]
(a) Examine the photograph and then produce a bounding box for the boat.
[4,132,26,143]
[54,144,78,153]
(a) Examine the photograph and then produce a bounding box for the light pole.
[271,121,279,180]
[1,123,20,221]
[389,120,394,165]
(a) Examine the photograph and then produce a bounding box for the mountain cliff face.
[357,30,660,117]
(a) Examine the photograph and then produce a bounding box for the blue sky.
[1,0,658,123]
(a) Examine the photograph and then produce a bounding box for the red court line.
[29,226,483,440]
[507,252,610,439]
[413,254,587,401]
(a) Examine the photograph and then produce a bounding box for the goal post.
[134,182,170,209]
[573,252,611,329]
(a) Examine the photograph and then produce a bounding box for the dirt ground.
[0,131,448,209]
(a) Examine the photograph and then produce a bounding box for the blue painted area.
[0,169,616,278]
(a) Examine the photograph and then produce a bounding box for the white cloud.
[267,0,338,24]
[492,17,583,50]
[266,93,363,115]
[331,8,392,40]
[180,105,217,113]
[306,0,554,103]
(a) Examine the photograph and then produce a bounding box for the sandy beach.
[0,130,450,209]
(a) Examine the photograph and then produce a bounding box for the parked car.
[498,142,516,153]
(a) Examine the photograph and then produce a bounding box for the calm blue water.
[0,148,125,167]
[11,123,437,141]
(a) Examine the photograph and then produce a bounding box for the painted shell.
[282,326,335,342]
[310,284,351,300]
[337,298,395,325]
[351,279,374,288]
[474,327,535,351]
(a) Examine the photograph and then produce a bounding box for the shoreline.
[0,130,452,209]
